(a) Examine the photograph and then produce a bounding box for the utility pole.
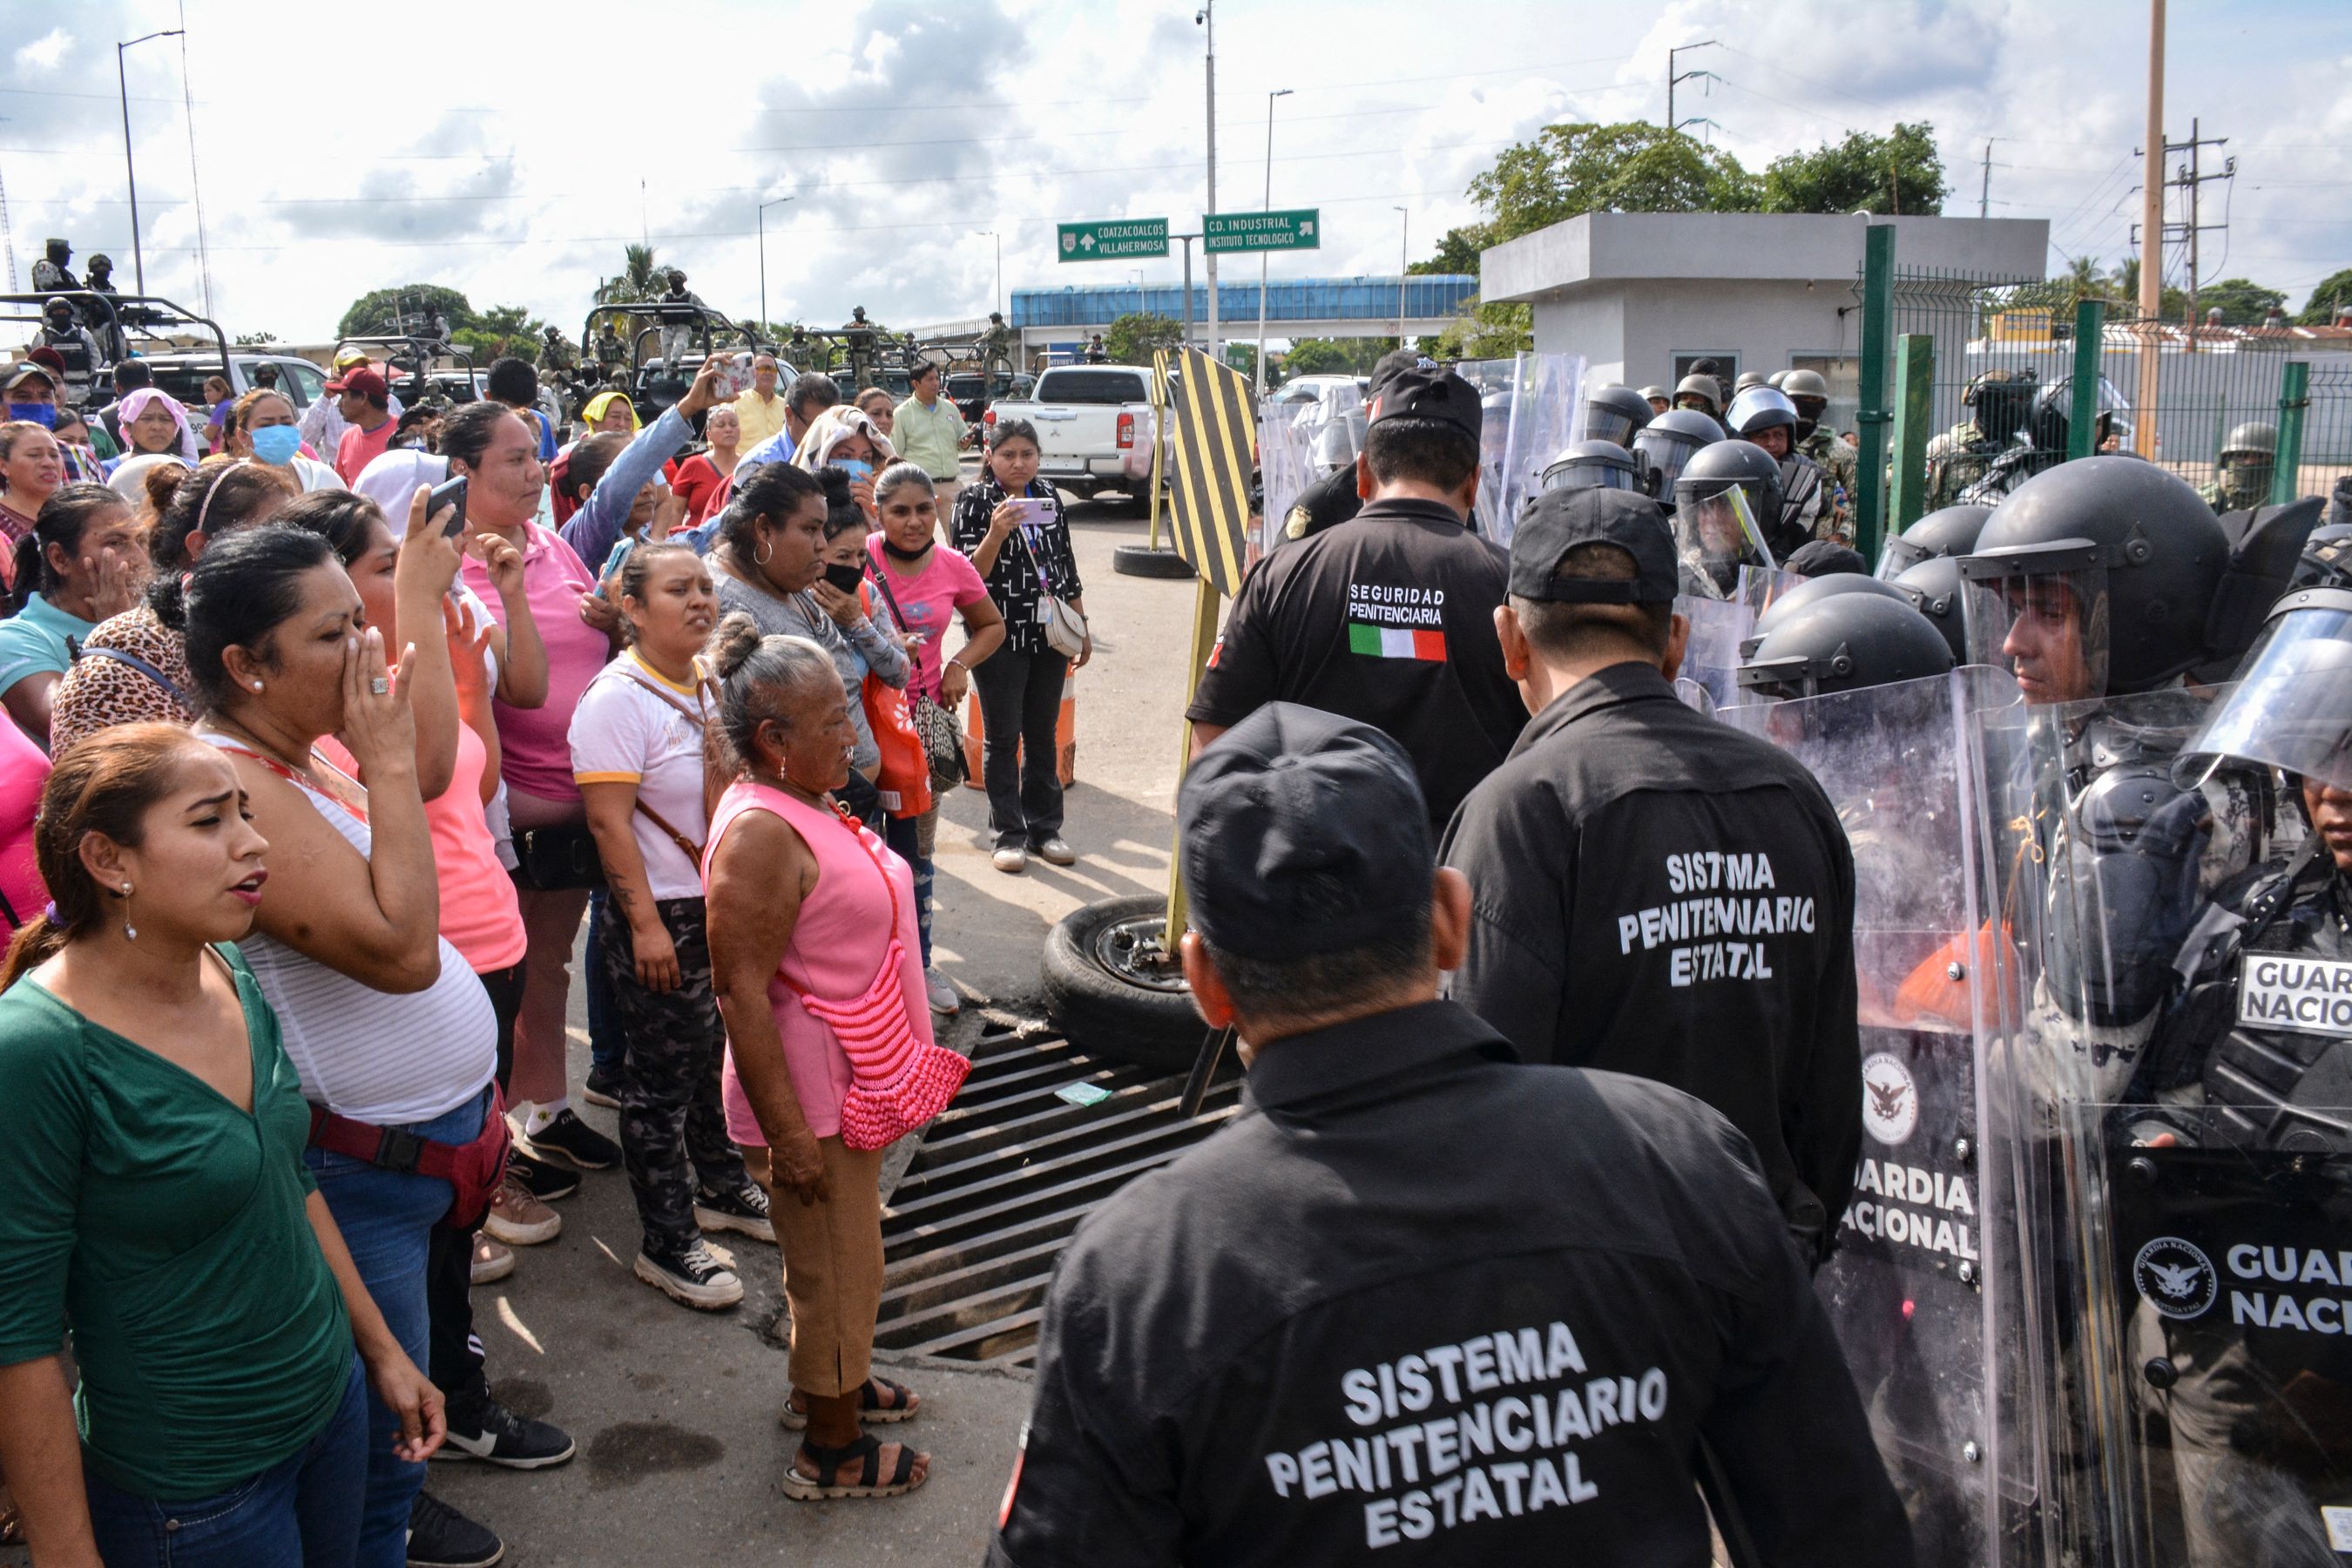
[1394,207,1409,341]
[1667,40,1719,137]
[974,229,1002,321]
[758,195,793,338]
[2134,0,2164,457]
[1254,86,1292,396]
[1200,2,1220,366]
[118,30,184,296]
[2168,118,2233,337]
[1978,139,2011,220]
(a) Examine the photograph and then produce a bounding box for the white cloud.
[13,27,71,72]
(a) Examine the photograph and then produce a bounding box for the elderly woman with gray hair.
[705,614,936,1500]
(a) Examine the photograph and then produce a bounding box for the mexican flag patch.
[1347,622,1447,662]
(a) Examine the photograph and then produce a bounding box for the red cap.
[328,366,389,399]
[25,346,67,375]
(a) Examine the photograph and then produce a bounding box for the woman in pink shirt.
[440,400,624,1173]
[706,616,936,1501]
[0,717,49,930]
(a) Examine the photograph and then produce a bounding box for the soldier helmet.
[1725,387,1800,441]
[43,297,73,322]
[1781,368,1831,403]
[1581,382,1652,447]
[1876,503,1993,580]
[544,324,560,337]
[1673,373,1721,415]
[1958,456,2234,697]
[668,269,687,287]
[1742,571,1911,658]
[1639,385,1669,405]
[1891,555,1971,663]
[44,238,70,263]
[1538,439,1646,496]
[1767,370,1790,389]
[1734,371,1768,393]
[86,254,112,273]
[2222,422,2279,463]
[1737,591,1956,700]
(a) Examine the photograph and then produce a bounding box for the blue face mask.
[250,425,303,465]
[835,457,875,483]
[6,402,57,429]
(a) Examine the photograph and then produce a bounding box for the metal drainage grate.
[873,1022,1240,1369]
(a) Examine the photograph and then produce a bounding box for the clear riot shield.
[1455,353,1586,544]
[1984,679,2340,1568]
[1724,667,2043,1566]
[1257,395,1317,558]
[1673,592,1755,715]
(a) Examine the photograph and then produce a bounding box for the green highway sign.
[1203,208,1321,254]
[1057,219,1170,260]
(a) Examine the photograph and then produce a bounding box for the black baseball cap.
[1368,365,1483,443]
[1510,487,1679,605]
[1369,348,1435,398]
[1179,703,1433,963]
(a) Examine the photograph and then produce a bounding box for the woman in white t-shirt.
[571,541,769,1311]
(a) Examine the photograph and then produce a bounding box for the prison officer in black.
[1187,366,1523,830]
[986,701,1911,1568]
[1440,487,1862,1267]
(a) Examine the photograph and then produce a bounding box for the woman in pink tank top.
[704,613,940,1502]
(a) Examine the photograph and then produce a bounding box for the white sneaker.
[926,970,961,1016]
[992,846,1027,874]
[634,1244,744,1310]
[1033,836,1077,867]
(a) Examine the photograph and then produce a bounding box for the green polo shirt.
[0,949,354,1498]
[0,591,96,696]
[894,391,968,481]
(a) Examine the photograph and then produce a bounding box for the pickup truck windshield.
[1034,369,1147,405]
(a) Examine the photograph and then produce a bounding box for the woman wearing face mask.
[0,484,148,748]
[226,388,344,493]
[867,463,1004,1015]
[50,456,299,750]
[104,386,204,472]
[792,407,895,485]
[0,422,66,593]
[713,466,908,827]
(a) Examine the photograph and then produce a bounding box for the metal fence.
[2306,362,2352,499]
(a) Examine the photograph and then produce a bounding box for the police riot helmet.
[1673,373,1721,416]
[1539,439,1645,496]
[2222,421,2279,465]
[1673,439,1784,593]
[1740,571,1910,659]
[2178,586,2352,794]
[1725,387,1800,443]
[2294,524,2352,591]
[1737,591,1957,700]
[1891,556,1971,663]
[1876,503,1993,580]
[1631,407,1721,497]
[1582,382,1652,448]
[1734,371,1767,394]
[1957,456,2233,699]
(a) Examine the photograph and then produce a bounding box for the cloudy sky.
[3,0,2345,345]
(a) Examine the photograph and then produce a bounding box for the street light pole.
[1394,206,1409,342]
[975,230,1001,321]
[1200,0,1220,366]
[758,195,794,341]
[117,30,183,297]
[1255,86,1292,396]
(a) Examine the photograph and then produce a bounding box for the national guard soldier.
[1278,349,1427,549]
[593,321,628,374]
[1191,365,1524,829]
[2198,421,2276,514]
[539,323,576,375]
[1671,372,1723,423]
[79,254,125,362]
[30,237,75,296]
[1441,486,1864,1267]
[979,310,1016,374]
[1924,368,2035,510]
[1724,385,1832,547]
[657,269,706,372]
[1782,368,1855,537]
[989,701,1915,1568]
[1639,384,1670,416]
[35,297,101,406]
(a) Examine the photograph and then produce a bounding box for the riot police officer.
[1579,382,1651,449]
[1736,590,1956,701]
[1538,440,1644,496]
[1672,438,1787,594]
[1925,368,2035,510]
[1875,501,1990,580]
[1275,349,1431,550]
[991,700,1915,1567]
[1957,375,2132,505]
[1783,368,1856,537]
[1725,385,1830,546]
[2199,422,2276,514]
[1627,407,1720,500]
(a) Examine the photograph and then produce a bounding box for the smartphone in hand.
[428,475,470,537]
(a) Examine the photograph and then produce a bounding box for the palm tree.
[595,244,664,306]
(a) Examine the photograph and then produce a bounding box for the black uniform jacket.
[1439,660,1862,1259]
[987,1000,1911,1568]
[1186,497,1524,828]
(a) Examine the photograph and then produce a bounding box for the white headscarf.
[354,449,448,538]
[791,406,896,473]
[105,450,189,506]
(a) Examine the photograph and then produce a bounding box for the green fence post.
[1888,334,1934,536]
[2067,298,2107,461]
[1854,224,1897,563]
[2274,360,2310,505]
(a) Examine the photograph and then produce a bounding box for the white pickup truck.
[986,364,1159,502]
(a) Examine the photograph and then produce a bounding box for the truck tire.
[1112,544,1196,579]
[1042,895,1209,1072]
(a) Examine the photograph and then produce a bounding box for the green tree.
[2300,268,2352,325]
[1761,123,1948,214]
[1103,311,1186,365]
[233,329,280,346]
[1430,301,1532,362]
[594,244,666,307]
[2189,277,2286,325]
[1281,337,1399,376]
[336,284,476,340]
[1407,224,1490,276]
[1468,123,1761,233]
[2110,258,2189,321]
[452,303,550,365]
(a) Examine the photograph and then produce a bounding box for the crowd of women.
[0,346,1094,1565]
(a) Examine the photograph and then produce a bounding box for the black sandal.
[779,1432,929,1500]
[778,1375,921,1429]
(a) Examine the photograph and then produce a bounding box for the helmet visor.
[1959,560,2112,704]
[1540,456,1639,494]
[1632,426,1706,494]
[2177,593,2352,792]
[1876,532,1932,581]
[1585,405,1639,447]
[1674,486,1777,597]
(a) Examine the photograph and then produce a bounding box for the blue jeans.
[304,1089,486,1568]
[585,889,625,1083]
[84,1352,368,1568]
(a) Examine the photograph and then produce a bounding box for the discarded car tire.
[1042,894,1207,1072]
[1110,544,1196,579]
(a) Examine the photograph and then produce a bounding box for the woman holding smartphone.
[949,419,1089,875]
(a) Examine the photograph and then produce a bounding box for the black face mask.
[881,537,931,563]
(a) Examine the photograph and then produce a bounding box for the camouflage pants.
[597,896,747,1255]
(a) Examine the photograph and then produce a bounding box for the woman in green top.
[0,724,443,1568]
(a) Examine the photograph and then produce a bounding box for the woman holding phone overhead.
[950,418,1089,875]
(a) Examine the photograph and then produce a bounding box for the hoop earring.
[755,535,774,566]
